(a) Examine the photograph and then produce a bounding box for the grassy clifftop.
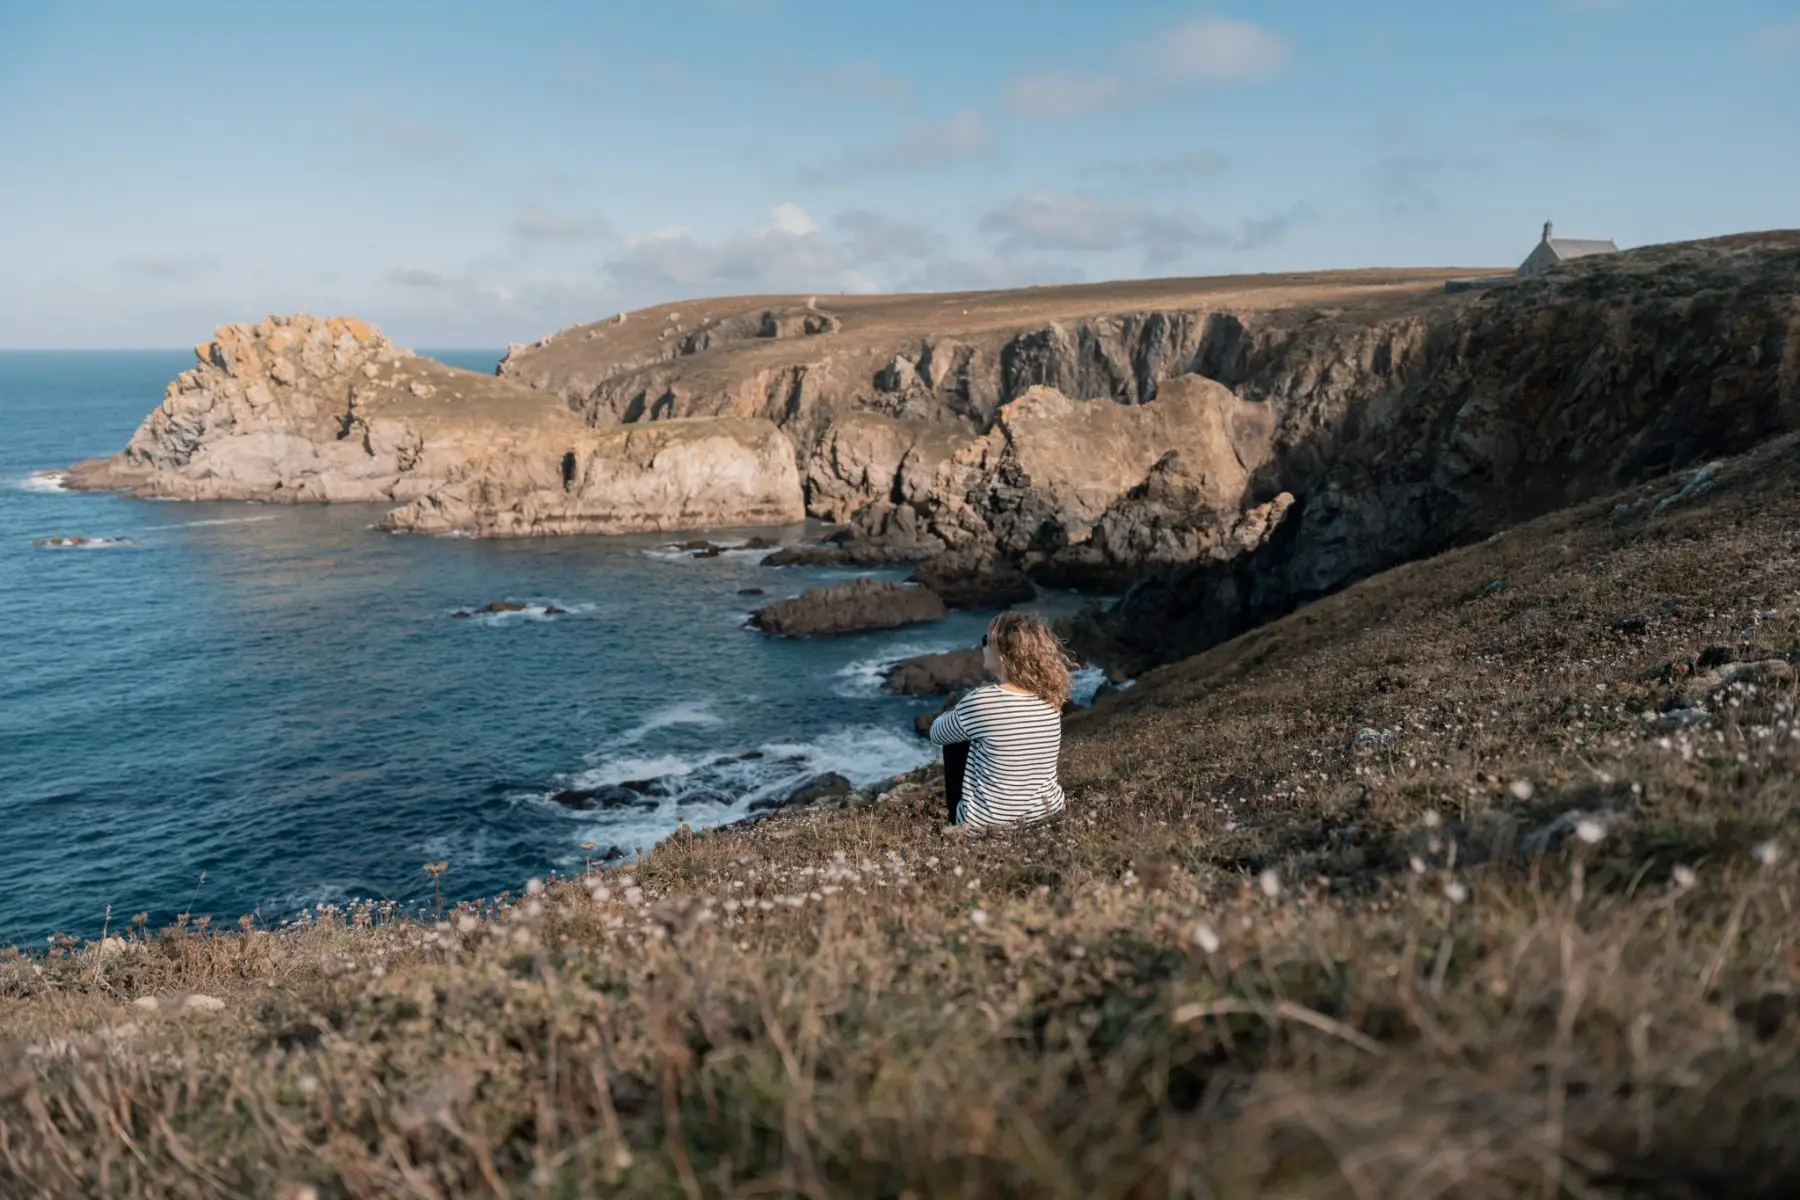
[5,430,1799,1196]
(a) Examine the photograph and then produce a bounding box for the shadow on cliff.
[1074,231,1800,675]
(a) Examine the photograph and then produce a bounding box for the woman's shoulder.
[966,684,1054,708]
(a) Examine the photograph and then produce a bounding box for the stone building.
[1516,220,1618,277]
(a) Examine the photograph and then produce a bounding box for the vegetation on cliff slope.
[4,432,1799,1198]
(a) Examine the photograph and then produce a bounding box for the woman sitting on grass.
[930,611,1072,830]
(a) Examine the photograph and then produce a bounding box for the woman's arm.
[928,691,981,745]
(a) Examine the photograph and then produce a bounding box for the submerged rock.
[548,786,658,811]
[748,577,947,637]
[749,772,853,812]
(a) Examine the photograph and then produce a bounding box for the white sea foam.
[1070,665,1108,706]
[757,725,936,786]
[32,536,136,550]
[142,514,279,531]
[455,601,592,624]
[640,539,785,566]
[832,639,965,698]
[543,723,937,860]
[611,699,724,748]
[17,471,70,493]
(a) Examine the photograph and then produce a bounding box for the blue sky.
[1,0,1795,347]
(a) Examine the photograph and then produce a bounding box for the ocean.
[0,350,1101,946]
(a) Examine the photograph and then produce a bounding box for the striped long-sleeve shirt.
[929,684,1066,829]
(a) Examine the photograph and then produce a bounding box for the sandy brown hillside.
[7,422,1798,1197]
[498,265,1496,408]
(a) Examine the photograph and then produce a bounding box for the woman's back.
[930,684,1065,828]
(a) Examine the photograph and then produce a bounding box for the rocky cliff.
[69,236,1800,669]
[65,314,804,537]
[499,235,1800,664]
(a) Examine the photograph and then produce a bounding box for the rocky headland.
[64,314,803,537]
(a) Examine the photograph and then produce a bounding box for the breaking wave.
[15,471,70,493]
[538,723,936,861]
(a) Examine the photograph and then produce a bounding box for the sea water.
[0,350,1102,944]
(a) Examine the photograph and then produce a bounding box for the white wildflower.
[525,878,545,896]
[296,1075,319,1097]
[1672,864,1699,891]
[1753,841,1782,867]
[1444,880,1469,904]
[1575,819,1606,845]
[1192,922,1221,954]
[1410,856,1427,875]
[1423,810,1442,829]
[970,909,989,927]
[1508,779,1535,801]
[1258,869,1282,898]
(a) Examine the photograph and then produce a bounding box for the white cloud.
[513,206,613,242]
[809,110,994,179]
[388,265,452,287]
[763,202,818,237]
[1136,17,1293,86]
[604,203,866,295]
[978,192,1309,265]
[978,192,1229,264]
[1005,15,1291,120]
[117,253,221,282]
[1004,71,1124,119]
[831,210,934,261]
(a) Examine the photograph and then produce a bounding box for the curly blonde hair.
[988,612,1075,709]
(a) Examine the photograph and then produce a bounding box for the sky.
[0,0,1795,348]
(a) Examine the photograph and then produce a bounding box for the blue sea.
[0,350,1102,946]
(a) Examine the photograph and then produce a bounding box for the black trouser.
[942,741,970,824]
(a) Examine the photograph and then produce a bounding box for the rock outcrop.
[748,578,947,637]
[882,649,986,695]
[913,550,1036,610]
[65,315,805,537]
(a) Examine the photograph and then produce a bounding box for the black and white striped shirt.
[929,684,1066,829]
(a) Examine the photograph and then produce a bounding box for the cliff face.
[377,419,803,536]
[1075,233,1800,669]
[499,235,1800,662]
[65,314,805,536]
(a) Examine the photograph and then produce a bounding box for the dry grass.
[5,435,1800,1198]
